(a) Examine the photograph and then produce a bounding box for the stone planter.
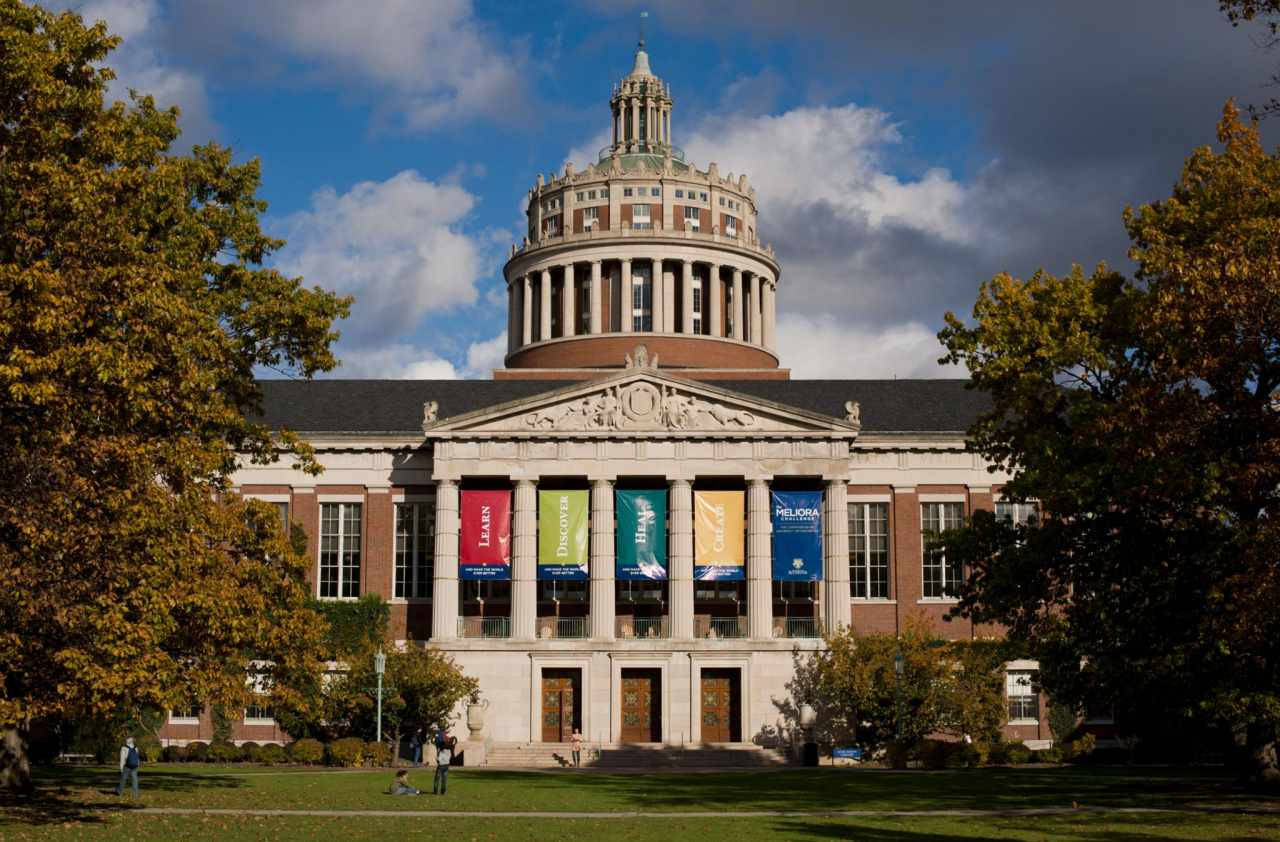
[466,700,489,740]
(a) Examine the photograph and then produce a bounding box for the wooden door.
[542,671,577,743]
[620,669,661,742]
[700,669,740,743]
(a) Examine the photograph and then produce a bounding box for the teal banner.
[616,489,667,580]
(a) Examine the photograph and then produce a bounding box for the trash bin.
[802,741,819,767]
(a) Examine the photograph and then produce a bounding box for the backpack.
[124,745,140,769]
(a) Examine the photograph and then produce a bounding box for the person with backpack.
[116,736,140,798]
[433,735,454,795]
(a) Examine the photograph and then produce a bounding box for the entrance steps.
[484,741,790,768]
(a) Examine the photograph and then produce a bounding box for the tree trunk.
[1,728,33,794]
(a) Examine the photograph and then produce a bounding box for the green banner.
[616,489,667,580]
[538,490,589,580]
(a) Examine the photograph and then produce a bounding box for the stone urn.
[466,699,489,740]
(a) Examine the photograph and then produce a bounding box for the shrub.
[913,739,955,770]
[288,737,324,765]
[1006,742,1032,764]
[135,734,163,763]
[257,743,287,765]
[1034,746,1064,764]
[948,742,988,768]
[184,741,209,762]
[1048,702,1078,744]
[160,745,185,763]
[884,741,911,769]
[240,741,261,761]
[363,741,392,768]
[1064,733,1097,761]
[326,737,365,768]
[206,739,241,763]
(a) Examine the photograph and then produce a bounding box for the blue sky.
[67,0,1278,379]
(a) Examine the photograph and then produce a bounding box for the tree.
[939,103,1280,780]
[1221,1,1280,118]
[0,2,350,789]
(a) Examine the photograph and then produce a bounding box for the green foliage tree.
[0,2,350,789]
[939,103,1280,779]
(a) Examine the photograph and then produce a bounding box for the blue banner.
[771,490,823,581]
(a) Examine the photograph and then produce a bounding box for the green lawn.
[2,764,1277,841]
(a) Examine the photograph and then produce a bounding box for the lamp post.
[374,649,386,744]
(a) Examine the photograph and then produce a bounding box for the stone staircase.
[484,741,790,769]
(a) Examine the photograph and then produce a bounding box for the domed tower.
[498,37,785,380]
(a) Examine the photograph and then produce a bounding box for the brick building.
[157,39,1051,755]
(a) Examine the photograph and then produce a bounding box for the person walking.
[433,736,453,795]
[571,729,583,767]
[408,731,422,766]
[116,736,140,798]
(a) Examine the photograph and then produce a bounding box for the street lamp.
[374,649,386,744]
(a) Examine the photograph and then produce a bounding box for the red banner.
[460,490,511,579]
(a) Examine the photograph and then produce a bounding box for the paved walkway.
[135,804,1279,819]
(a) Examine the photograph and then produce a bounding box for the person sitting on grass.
[389,769,422,796]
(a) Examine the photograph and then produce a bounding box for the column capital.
[588,476,615,486]
[515,478,536,490]
[591,258,602,265]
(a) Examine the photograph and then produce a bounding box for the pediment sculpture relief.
[521,382,758,432]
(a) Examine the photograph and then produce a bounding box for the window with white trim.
[395,502,434,600]
[583,206,600,230]
[544,216,560,236]
[319,502,362,599]
[849,502,890,599]
[631,204,651,230]
[576,191,584,201]
[675,189,684,198]
[725,215,738,238]
[650,187,660,197]
[601,188,609,198]
[169,705,200,723]
[996,501,1039,526]
[623,187,633,197]
[588,190,597,200]
[631,264,653,331]
[244,699,274,723]
[272,501,289,535]
[1007,670,1039,722]
[691,281,703,334]
[683,205,700,231]
[700,192,708,201]
[921,502,963,598]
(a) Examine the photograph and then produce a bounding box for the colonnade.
[429,477,850,642]
[507,257,777,353]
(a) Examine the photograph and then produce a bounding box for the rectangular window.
[684,205,700,231]
[576,191,584,201]
[583,206,600,229]
[691,283,703,334]
[394,502,434,600]
[319,502,362,599]
[675,189,684,198]
[244,699,274,723]
[601,188,609,198]
[725,215,738,238]
[921,502,964,598]
[1007,670,1039,722]
[545,216,560,236]
[588,190,596,200]
[995,501,1039,526]
[271,501,289,534]
[169,705,200,723]
[650,187,660,197]
[631,264,653,331]
[700,192,708,201]
[624,187,633,197]
[719,196,725,206]
[849,502,890,599]
[631,204,651,230]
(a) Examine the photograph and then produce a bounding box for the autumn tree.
[939,103,1280,781]
[1222,1,1280,118]
[0,1,350,789]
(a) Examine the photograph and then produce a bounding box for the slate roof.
[252,378,989,435]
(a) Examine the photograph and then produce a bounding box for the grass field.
[1,764,1276,841]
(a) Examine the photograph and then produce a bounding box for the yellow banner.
[694,490,744,578]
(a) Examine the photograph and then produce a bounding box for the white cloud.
[777,314,959,379]
[683,104,975,245]
[330,344,459,380]
[277,170,488,346]
[464,333,508,378]
[74,0,216,141]
[222,0,527,131]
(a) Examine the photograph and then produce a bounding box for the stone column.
[522,274,533,346]
[631,98,640,151]
[507,283,516,354]
[669,479,695,640]
[731,269,744,341]
[430,479,459,641]
[512,479,537,641]
[709,265,723,338]
[620,257,633,333]
[539,269,552,342]
[681,260,694,334]
[749,272,762,344]
[562,264,576,337]
[762,279,776,351]
[823,479,851,634]
[662,265,676,332]
[651,259,663,331]
[589,260,602,334]
[747,478,773,640]
[590,479,616,640]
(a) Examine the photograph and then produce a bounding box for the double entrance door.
[620,668,662,743]
[541,669,580,743]
[700,668,741,743]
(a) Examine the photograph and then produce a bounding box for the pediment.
[422,369,860,438]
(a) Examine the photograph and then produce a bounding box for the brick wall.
[506,335,780,370]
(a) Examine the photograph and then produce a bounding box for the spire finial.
[638,10,648,50]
